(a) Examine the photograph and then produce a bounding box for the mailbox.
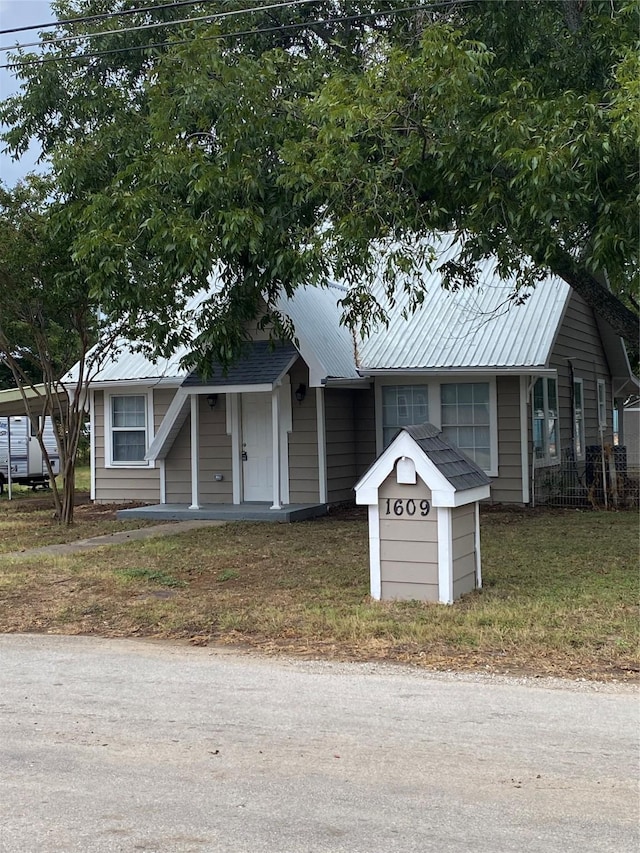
[355,423,491,604]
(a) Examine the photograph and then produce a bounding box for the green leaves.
[0,1,637,362]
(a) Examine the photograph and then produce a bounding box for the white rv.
[0,416,60,492]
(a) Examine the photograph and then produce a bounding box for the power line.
[0,0,325,54]
[0,0,217,37]
[1,2,446,71]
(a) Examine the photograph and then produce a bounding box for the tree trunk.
[60,471,76,526]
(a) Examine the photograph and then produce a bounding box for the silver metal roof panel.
[276,284,361,380]
[358,235,570,371]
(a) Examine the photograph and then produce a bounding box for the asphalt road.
[0,634,637,853]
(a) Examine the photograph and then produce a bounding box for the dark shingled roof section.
[402,423,491,491]
[182,341,298,387]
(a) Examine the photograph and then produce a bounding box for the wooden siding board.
[380,540,439,564]
[379,519,439,541]
[453,570,476,599]
[380,560,439,585]
[381,581,439,602]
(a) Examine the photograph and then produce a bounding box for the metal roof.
[358,234,570,371]
[276,284,361,380]
[403,423,491,491]
[68,235,581,386]
[0,384,68,417]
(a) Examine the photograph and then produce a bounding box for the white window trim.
[597,379,607,429]
[375,376,498,477]
[573,378,585,459]
[105,390,155,468]
[532,377,560,466]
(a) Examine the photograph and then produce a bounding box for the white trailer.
[0,416,60,493]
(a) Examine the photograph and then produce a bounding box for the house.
[70,236,638,518]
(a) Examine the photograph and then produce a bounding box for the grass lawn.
[0,496,637,681]
[0,467,155,553]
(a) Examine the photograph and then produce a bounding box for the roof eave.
[357,366,557,377]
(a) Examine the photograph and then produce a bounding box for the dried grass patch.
[0,507,637,681]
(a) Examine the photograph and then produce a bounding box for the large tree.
[2,0,637,370]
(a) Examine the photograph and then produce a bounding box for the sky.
[0,0,54,187]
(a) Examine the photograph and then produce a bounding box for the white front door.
[242,393,273,502]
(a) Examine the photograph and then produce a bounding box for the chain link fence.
[532,446,639,509]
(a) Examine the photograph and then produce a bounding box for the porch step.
[115,503,328,523]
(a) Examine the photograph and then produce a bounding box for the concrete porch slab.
[115,502,329,523]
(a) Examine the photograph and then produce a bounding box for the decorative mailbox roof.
[401,423,491,491]
[354,422,491,508]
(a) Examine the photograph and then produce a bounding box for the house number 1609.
[384,498,431,517]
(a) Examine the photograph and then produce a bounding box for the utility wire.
[0,0,326,54]
[1,1,455,69]
[0,0,217,36]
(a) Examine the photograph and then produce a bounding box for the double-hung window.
[380,380,496,473]
[533,378,559,462]
[573,379,584,458]
[110,395,148,464]
[382,385,428,447]
[441,382,491,471]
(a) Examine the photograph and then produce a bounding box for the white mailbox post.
[355,423,491,604]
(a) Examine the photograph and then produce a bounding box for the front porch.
[116,502,328,523]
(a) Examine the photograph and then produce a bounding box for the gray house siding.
[163,395,233,505]
[93,389,161,504]
[325,389,358,504]
[491,376,524,504]
[288,361,320,504]
[198,396,233,503]
[547,291,614,458]
[354,387,377,478]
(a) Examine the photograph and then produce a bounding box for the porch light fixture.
[206,394,219,410]
[294,383,307,404]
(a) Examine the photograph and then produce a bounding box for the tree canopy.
[2,0,638,368]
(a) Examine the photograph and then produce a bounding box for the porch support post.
[368,503,381,600]
[316,387,328,504]
[474,502,482,589]
[270,387,282,510]
[519,375,530,504]
[89,390,96,501]
[159,459,166,504]
[227,394,242,505]
[615,396,624,445]
[189,393,200,509]
[437,506,454,604]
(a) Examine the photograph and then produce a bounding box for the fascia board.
[451,484,491,506]
[358,367,557,377]
[90,377,184,389]
[291,334,329,388]
[188,383,273,394]
[542,286,573,367]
